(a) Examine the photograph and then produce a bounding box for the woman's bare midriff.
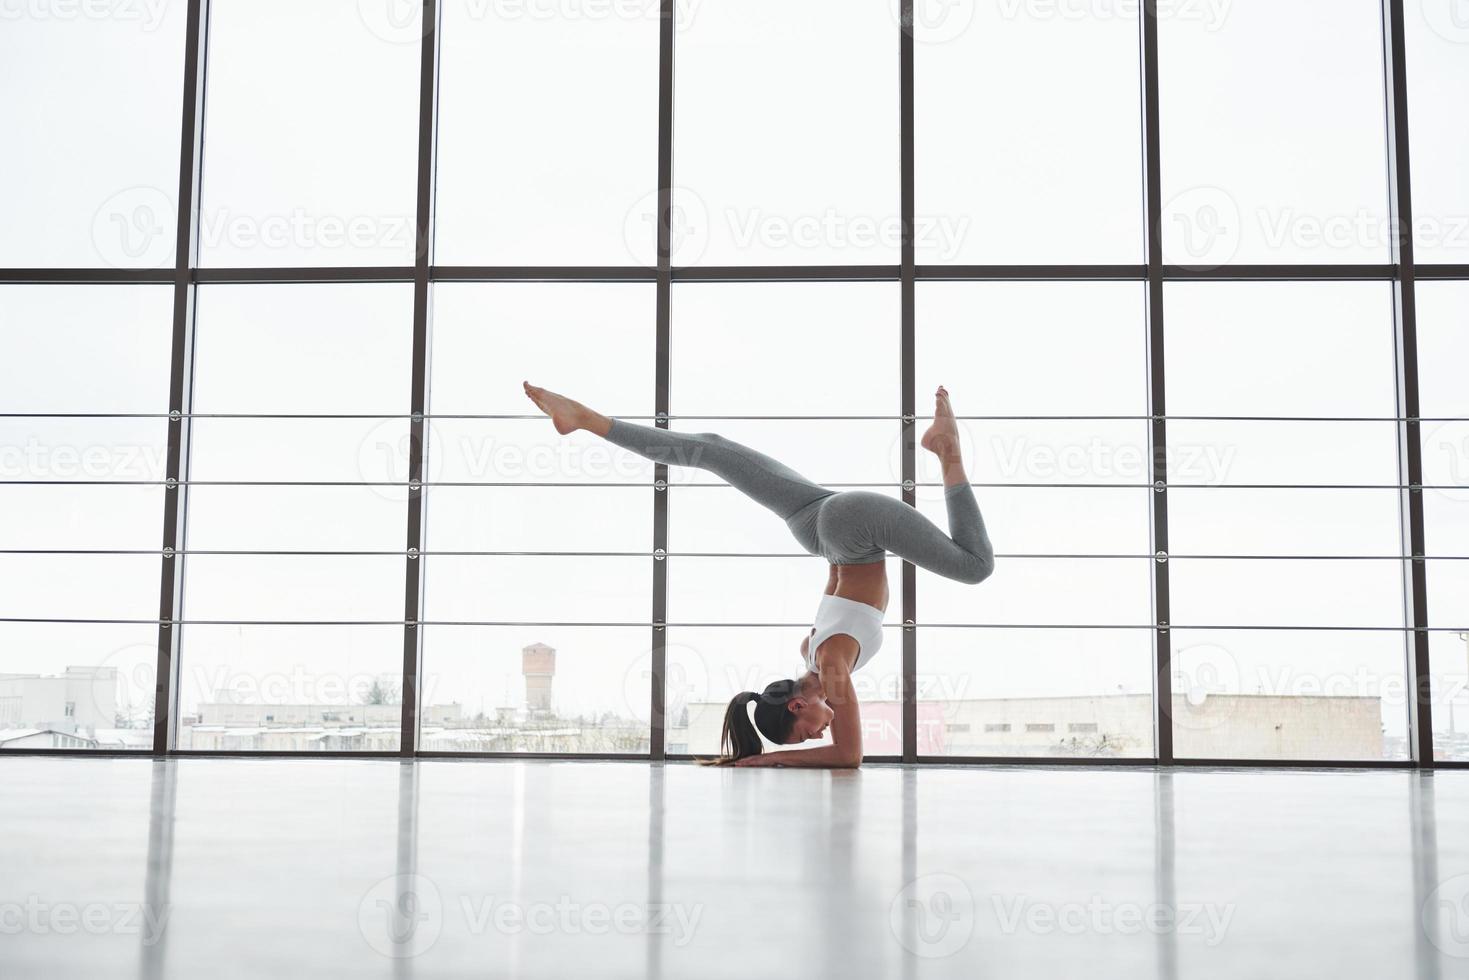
[831,561,888,613]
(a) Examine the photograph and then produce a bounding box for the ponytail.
[704,679,802,765]
[717,691,765,763]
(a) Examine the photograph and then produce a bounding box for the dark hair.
[714,678,801,764]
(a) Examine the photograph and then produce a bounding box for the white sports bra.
[803,594,885,674]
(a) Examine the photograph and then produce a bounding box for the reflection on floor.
[1,757,1465,979]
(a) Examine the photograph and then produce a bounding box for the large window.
[2,0,1461,765]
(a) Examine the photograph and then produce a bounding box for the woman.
[523,381,994,768]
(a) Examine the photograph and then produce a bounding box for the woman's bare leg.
[920,385,968,488]
[522,382,611,437]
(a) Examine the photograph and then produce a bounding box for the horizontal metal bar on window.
[1160,264,1398,280]
[4,479,1466,491]
[2,618,1463,631]
[3,412,1465,422]
[3,549,1465,561]
[2,263,1458,286]
[1409,264,1469,280]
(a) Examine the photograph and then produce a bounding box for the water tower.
[522,642,556,715]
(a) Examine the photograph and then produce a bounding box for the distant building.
[0,728,98,750]
[0,667,119,740]
[522,643,556,714]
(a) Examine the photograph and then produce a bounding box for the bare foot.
[523,382,593,435]
[920,385,961,462]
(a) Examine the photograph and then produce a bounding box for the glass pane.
[937,420,1151,487]
[1416,282,1469,418]
[1427,560,1468,628]
[183,556,404,622]
[430,419,651,486]
[915,3,1142,263]
[175,625,403,751]
[424,486,650,553]
[669,625,902,756]
[187,485,404,552]
[919,558,1152,627]
[1425,491,1469,558]
[1169,559,1405,628]
[434,1,659,264]
[1430,630,1469,761]
[193,284,413,413]
[672,283,899,416]
[917,282,1147,417]
[1158,0,1389,265]
[918,487,1150,556]
[0,286,174,412]
[0,485,163,550]
[0,555,158,620]
[199,0,420,267]
[1169,488,1403,557]
[429,283,654,416]
[422,556,650,623]
[918,627,1155,758]
[1166,420,1399,487]
[1406,6,1469,262]
[189,417,410,484]
[1165,282,1396,417]
[672,0,898,264]
[419,625,651,754]
[0,623,159,750]
[668,557,903,626]
[0,6,186,267]
[1169,628,1409,761]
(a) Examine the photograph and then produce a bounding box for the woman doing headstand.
[523,382,994,768]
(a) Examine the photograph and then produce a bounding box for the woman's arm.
[735,639,863,769]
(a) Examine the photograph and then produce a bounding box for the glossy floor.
[2,758,1466,979]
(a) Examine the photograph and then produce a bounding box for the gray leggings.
[605,419,995,585]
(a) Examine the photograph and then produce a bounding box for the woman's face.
[785,674,835,743]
